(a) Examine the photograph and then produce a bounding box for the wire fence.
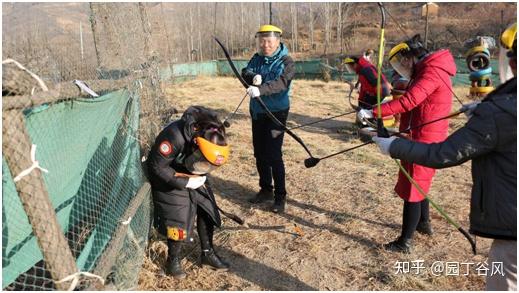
[2,3,164,290]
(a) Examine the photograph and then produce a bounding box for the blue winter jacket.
[241,43,295,119]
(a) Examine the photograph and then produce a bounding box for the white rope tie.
[55,271,105,291]
[121,217,132,225]
[13,144,49,182]
[2,58,49,92]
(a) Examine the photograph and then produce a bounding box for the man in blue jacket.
[241,25,295,213]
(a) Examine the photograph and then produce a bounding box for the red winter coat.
[356,57,390,105]
[373,49,456,202]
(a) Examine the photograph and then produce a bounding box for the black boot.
[271,194,286,213]
[383,236,412,253]
[201,248,230,271]
[249,189,274,203]
[197,208,230,271]
[165,240,186,279]
[165,257,186,279]
[416,221,433,236]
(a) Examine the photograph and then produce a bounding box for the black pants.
[401,199,430,239]
[167,207,214,258]
[251,110,289,198]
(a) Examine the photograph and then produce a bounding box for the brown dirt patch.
[139,77,490,290]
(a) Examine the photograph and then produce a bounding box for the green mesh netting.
[2,89,150,290]
[158,58,502,87]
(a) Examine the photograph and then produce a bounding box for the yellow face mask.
[185,137,230,175]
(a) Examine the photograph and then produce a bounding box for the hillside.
[3,2,516,71]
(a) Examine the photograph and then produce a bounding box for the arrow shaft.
[224,92,249,123]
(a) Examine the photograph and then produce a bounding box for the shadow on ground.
[209,176,390,252]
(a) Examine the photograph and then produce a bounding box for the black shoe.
[165,257,186,279]
[416,221,433,236]
[271,195,286,213]
[201,249,230,271]
[383,237,412,253]
[248,189,274,204]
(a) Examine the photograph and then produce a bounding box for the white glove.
[185,176,206,189]
[460,101,481,119]
[372,136,397,156]
[247,86,260,98]
[252,74,262,86]
[357,108,374,124]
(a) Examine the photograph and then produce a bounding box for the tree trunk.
[189,7,194,61]
[198,3,203,61]
[309,3,314,51]
[291,4,295,51]
[213,2,217,59]
[294,3,298,53]
[240,2,244,53]
[160,3,173,64]
[338,3,343,53]
[324,3,330,55]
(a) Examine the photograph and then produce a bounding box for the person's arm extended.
[374,71,439,117]
[258,56,295,96]
[389,105,497,168]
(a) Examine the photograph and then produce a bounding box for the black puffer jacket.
[389,78,517,240]
[147,106,223,237]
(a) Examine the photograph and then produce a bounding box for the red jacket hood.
[415,49,456,76]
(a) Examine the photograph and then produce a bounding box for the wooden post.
[2,110,78,290]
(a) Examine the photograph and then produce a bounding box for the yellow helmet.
[500,23,517,55]
[388,42,410,61]
[499,23,517,82]
[343,57,356,64]
[256,24,282,38]
[257,24,282,34]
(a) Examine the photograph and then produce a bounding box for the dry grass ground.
[138,76,491,290]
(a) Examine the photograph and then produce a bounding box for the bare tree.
[159,3,173,64]
[309,3,314,51]
[189,6,195,61]
[294,3,298,53]
[337,3,343,53]
[324,3,331,55]
[290,3,295,52]
[197,3,203,61]
[240,2,244,53]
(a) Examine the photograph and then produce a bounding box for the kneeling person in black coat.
[147,106,230,279]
